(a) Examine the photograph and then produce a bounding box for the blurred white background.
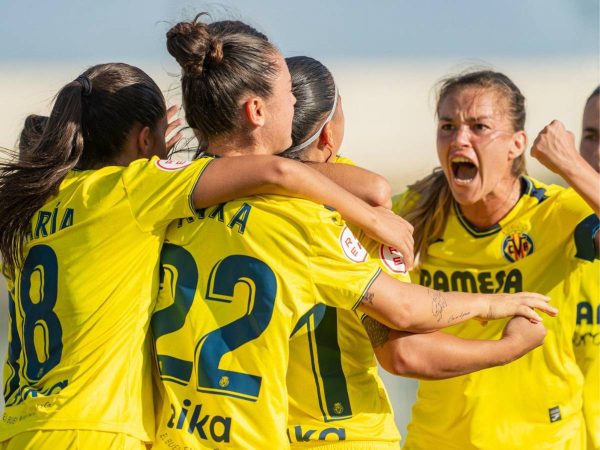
[0,0,598,441]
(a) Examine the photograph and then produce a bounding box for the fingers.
[165,105,184,151]
[517,305,543,324]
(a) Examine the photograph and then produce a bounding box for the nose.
[452,124,471,147]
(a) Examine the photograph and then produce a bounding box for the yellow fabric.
[0,430,147,450]
[392,177,599,450]
[286,155,407,448]
[1,156,213,443]
[152,195,382,450]
[574,261,600,450]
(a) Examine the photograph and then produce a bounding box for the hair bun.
[167,17,214,76]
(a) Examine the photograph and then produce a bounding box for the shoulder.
[391,189,419,215]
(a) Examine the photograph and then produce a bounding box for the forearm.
[308,162,393,208]
[358,273,487,332]
[192,155,381,233]
[560,154,600,217]
[375,328,518,379]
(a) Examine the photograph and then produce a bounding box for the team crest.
[155,159,192,171]
[339,227,368,263]
[502,232,534,262]
[379,244,407,274]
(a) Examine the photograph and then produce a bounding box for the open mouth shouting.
[451,156,478,185]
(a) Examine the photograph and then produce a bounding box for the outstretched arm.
[191,155,414,267]
[365,315,546,379]
[356,272,556,333]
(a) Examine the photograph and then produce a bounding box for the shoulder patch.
[339,226,368,263]
[379,244,407,274]
[155,159,192,171]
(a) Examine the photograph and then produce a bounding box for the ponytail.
[403,167,453,264]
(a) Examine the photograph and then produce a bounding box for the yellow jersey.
[574,261,600,450]
[152,195,382,450]
[393,176,599,450]
[1,156,213,443]
[285,155,408,448]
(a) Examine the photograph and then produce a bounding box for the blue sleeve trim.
[574,214,600,261]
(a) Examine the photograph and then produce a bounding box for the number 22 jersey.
[152,195,383,449]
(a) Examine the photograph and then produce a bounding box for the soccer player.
[282,55,548,449]
[394,70,600,449]
[152,18,555,449]
[0,63,421,450]
[580,86,600,173]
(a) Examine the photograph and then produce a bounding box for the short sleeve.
[391,190,419,216]
[555,188,599,261]
[306,210,382,311]
[120,156,213,232]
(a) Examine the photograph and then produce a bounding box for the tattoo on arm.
[360,289,375,306]
[447,311,471,324]
[363,316,391,348]
[430,289,447,322]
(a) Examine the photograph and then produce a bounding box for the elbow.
[367,176,392,208]
[377,340,429,378]
[264,157,295,188]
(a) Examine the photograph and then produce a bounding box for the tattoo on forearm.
[363,316,391,348]
[430,289,447,322]
[360,289,375,306]
[447,311,470,324]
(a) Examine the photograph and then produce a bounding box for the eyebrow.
[439,115,493,122]
[583,126,599,133]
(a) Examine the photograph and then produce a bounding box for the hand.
[501,316,546,360]
[363,206,415,270]
[480,292,557,323]
[530,120,580,178]
[165,105,184,152]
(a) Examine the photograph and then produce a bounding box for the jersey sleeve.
[555,188,599,262]
[573,262,600,449]
[305,210,382,311]
[120,156,214,232]
[391,189,420,216]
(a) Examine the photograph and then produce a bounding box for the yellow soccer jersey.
[574,260,600,450]
[1,156,213,443]
[393,176,599,450]
[285,154,408,448]
[152,196,382,450]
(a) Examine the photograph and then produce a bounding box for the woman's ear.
[243,96,266,128]
[318,121,335,149]
[508,130,527,161]
[136,125,154,158]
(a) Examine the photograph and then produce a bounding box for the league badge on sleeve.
[379,244,407,274]
[155,159,193,171]
[340,226,368,263]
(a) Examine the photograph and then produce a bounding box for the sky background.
[1,0,598,64]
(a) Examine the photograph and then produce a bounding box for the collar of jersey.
[453,177,541,238]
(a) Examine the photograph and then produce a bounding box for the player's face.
[262,54,296,153]
[580,94,600,173]
[436,87,523,206]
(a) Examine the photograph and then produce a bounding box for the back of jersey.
[1,157,212,443]
[152,195,382,449]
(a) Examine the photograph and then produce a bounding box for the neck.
[206,132,271,157]
[459,176,521,229]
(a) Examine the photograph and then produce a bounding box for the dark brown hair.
[404,70,527,262]
[280,56,336,160]
[18,114,49,157]
[0,62,166,275]
[167,14,279,149]
[586,85,600,105]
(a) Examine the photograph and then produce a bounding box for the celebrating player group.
[0,12,598,450]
